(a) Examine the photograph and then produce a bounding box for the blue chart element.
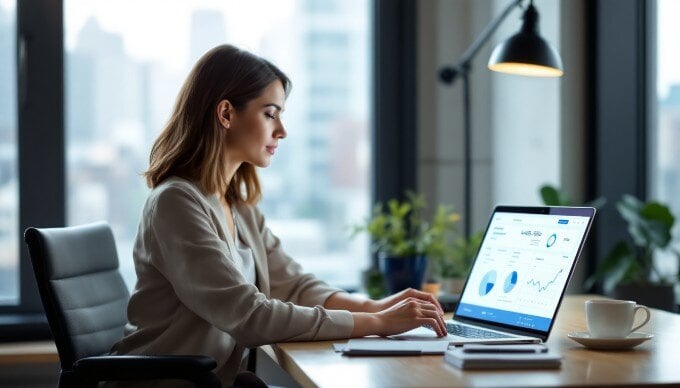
[527,268,564,292]
[546,233,557,248]
[503,271,518,293]
[479,270,497,296]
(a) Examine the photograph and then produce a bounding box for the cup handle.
[630,304,651,334]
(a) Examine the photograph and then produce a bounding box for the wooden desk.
[263,295,680,387]
[0,341,58,365]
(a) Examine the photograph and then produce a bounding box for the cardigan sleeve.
[147,184,353,347]
[250,207,350,308]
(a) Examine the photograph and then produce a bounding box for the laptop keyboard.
[445,323,513,339]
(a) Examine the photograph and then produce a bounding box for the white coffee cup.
[585,299,651,338]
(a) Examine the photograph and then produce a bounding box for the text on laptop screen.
[456,211,591,332]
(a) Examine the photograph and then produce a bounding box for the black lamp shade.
[487,3,563,77]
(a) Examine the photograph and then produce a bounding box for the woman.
[112,45,447,386]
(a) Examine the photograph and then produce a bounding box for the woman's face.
[222,80,287,168]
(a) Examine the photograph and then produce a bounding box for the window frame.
[373,0,417,206]
[589,0,657,290]
[0,0,63,340]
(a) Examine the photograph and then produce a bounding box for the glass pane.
[492,0,561,207]
[653,0,680,280]
[0,0,18,305]
[65,0,372,290]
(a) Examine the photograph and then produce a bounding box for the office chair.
[24,221,221,388]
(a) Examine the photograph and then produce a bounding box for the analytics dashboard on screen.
[457,211,591,331]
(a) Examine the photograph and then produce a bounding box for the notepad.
[338,338,450,356]
[444,346,562,369]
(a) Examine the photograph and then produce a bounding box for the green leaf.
[617,195,643,222]
[639,202,674,248]
[540,185,568,206]
[640,202,674,229]
[618,259,646,285]
[587,195,679,287]
[617,197,675,249]
[584,241,635,292]
[617,196,647,247]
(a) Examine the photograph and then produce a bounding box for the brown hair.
[145,45,291,205]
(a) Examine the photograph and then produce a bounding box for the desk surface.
[0,341,58,364]
[265,295,680,387]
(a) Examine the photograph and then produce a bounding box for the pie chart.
[478,270,497,296]
[504,270,518,293]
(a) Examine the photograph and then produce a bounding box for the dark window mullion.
[592,0,649,289]
[15,0,64,314]
[373,0,417,204]
[371,0,417,269]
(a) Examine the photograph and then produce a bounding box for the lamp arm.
[440,0,523,84]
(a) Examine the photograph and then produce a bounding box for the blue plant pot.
[378,254,428,295]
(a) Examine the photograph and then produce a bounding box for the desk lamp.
[439,0,563,238]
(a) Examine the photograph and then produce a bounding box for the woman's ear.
[216,99,233,129]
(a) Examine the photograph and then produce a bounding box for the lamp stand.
[462,66,472,240]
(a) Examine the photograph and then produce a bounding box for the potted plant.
[430,231,483,294]
[352,192,459,295]
[584,195,679,312]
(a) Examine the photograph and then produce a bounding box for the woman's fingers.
[410,298,439,311]
[399,288,444,315]
[378,288,445,315]
[424,307,447,337]
[408,288,444,314]
[418,317,447,337]
[376,296,448,337]
[403,298,447,337]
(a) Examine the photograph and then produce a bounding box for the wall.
[417,0,494,234]
[418,0,565,229]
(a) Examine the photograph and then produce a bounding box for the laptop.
[395,205,596,345]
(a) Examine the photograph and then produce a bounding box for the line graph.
[526,268,564,292]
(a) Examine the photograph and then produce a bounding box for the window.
[651,0,680,279]
[65,0,372,290]
[491,0,561,206]
[0,0,17,305]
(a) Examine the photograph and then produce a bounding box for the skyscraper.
[189,10,227,64]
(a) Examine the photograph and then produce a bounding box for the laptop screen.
[454,206,595,335]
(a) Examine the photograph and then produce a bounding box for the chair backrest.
[24,222,130,370]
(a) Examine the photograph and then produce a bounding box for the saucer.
[567,331,654,350]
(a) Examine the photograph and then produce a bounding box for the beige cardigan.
[111,177,354,385]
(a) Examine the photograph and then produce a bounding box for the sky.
[657,0,680,99]
[63,0,295,70]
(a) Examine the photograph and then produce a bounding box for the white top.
[233,213,256,285]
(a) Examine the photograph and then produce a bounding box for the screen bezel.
[452,206,596,341]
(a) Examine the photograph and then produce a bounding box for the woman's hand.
[351,297,448,338]
[377,297,448,337]
[369,288,444,316]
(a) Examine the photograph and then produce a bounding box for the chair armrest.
[73,355,220,387]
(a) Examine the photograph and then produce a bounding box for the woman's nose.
[276,122,287,139]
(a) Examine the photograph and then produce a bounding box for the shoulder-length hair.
[145,44,291,205]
